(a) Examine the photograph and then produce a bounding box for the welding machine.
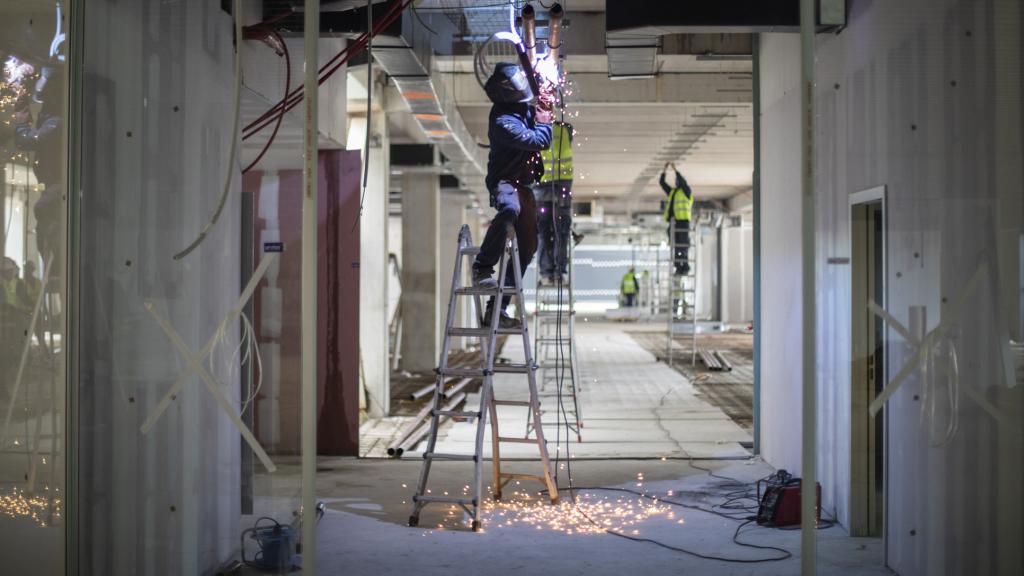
[756,470,821,528]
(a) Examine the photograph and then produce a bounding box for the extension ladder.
[408,224,558,532]
[667,218,699,367]
[531,226,583,442]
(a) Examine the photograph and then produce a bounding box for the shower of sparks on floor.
[0,487,62,527]
[422,477,683,535]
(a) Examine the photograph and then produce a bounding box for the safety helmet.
[485,62,533,104]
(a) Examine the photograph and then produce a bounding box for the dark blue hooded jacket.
[486,103,553,192]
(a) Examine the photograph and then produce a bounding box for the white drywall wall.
[758,33,804,476]
[759,2,1024,573]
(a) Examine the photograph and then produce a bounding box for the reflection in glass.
[0,0,68,574]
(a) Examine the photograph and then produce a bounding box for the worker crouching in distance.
[534,121,573,286]
[661,162,694,276]
[472,60,558,328]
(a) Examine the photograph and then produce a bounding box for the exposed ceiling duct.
[370,4,486,191]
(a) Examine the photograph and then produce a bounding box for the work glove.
[535,81,557,124]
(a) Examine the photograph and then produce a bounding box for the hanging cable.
[242,0,415,140]
[172,0,243,260]
[352,0,374,233]
[242,28,291,174]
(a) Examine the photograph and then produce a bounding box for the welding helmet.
[485,62,533,104]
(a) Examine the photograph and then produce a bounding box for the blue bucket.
[244,520,295,571]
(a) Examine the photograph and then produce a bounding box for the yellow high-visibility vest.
[540,124,573,183]
[662,188,693,222]
[3,278,21,308]
[621,272,638,295]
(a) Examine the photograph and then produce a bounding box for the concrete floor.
[314,322,888,574]
[242,322,890,575]
[375,321,752,460]
[312,458,892,576]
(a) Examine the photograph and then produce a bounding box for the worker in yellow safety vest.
[660,162,694,276]
[620,267,640,308]
[534,121,574,286]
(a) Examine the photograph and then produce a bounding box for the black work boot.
[472,266,498,289]
[482,308,522,330]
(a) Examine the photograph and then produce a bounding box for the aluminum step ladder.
[667,218,699,367]
[408,224,558,532]
[531,228,583,442]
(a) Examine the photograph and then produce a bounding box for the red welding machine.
[756,470,821,528]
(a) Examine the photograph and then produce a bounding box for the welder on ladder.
[472,59,558,327]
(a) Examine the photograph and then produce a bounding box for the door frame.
[849,185,887,538]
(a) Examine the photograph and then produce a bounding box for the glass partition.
[75,1,318,573]
[0,0,69,573]
[810,2,1024,573]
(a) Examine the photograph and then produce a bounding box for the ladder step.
[437,363,532,377]
[459,247,481,255]
[433,410,480,419]
[498,436,546,444]
[448,327,524,337]
[413,494,476,505]
[494,363,533,374]
[438,367,489,378]
[454,286,517,296]
[423,452,478,462]
[493,399,532,407]
[535,310,575,317]
[500,473,545,482]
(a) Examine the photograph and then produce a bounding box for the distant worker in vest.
[472,60,558,328]
[660,162,694,276]
[620,267,640,308]
[535,121,574,286]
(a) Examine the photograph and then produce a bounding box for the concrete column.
[357,95,390,417]
[400,174,441,373]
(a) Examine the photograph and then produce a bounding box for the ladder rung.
[498,436,545,444]
[500,473,545,482]
[437,364,530,377]
[493,399,532,407]
[438,367,489,377]
[423,452,477,462]
[433,410,480,419]
[413,494,476,505]
[447,327,524,337]
[493,363,533,373]
[454,286,517,296]
[535,310,574,317]
[460,247,481,255]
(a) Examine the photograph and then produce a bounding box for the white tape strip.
[868,262,986,417]
[144,302,276,473]
[140,254,275,434]
[139,254,277,473]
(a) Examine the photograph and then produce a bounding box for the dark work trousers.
[623,293,637,308]
[669,219,691,275]
[535,180,572,278]
[474,180,538,313]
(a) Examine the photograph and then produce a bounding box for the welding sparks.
[0,487,62,527]
[413,483,680,534]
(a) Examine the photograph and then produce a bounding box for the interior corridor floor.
[367,320,753,460]
[312,458,891,576]
[276,322,889,575]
